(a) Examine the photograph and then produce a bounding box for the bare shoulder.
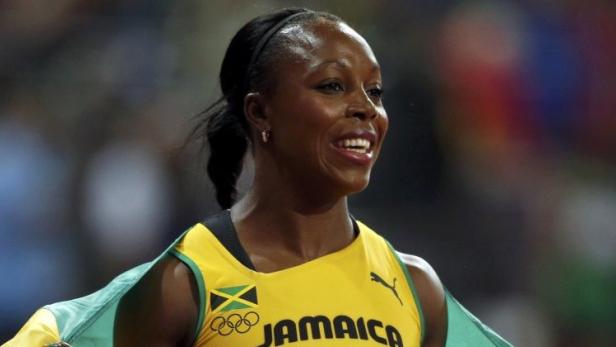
[397,253,443,295]
[114,255,199,347]
[396,252,445,319]
[397,252,447,347]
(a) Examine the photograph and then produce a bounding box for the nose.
[345,90,377,120]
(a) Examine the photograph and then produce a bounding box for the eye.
[317,80,344,93]
[367,86,384,101]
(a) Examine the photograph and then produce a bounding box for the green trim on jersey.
[168,249,207,342]
[386,241,426,344]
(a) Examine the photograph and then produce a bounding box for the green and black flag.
[210,285,258,312]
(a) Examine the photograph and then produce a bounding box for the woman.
[6,8,511,347]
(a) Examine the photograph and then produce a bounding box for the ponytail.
[186,97,248,209]
[205,100,248,209]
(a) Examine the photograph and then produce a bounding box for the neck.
[229,149,358,272]
[230,179,355,271]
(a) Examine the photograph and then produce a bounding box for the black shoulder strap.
[202,210,256,270]
[350,214,360,237]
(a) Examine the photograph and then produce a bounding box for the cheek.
[381,116,389,139]
[274,99,339,155]
[377,110,389,144]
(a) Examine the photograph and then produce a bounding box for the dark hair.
[188,8,341,209]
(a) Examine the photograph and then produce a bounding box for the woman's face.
[261,19,388,197]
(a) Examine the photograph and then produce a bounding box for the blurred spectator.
[82,138,173,278]
[0,98,78,335]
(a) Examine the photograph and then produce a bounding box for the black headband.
[244,11,311,91]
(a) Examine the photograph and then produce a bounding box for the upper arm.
[114,256,199,347]
[398,253,447,347]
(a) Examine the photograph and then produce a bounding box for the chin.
[319,160,373,197]
[336,173,371,196]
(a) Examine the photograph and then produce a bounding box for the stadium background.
[1,1,614,346]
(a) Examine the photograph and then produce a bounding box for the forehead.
[276,19,380,72]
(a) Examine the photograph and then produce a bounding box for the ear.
[244,92,270,133]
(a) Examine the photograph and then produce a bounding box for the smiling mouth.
[333,137,373,154]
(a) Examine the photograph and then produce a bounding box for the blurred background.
[1,0,614,346]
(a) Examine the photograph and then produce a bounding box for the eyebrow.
[310,59,381,73]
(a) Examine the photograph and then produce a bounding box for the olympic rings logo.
[209,311,260,336]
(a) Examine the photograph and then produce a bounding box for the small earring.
[261,129,271,143]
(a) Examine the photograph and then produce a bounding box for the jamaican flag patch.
[210,285,258,312]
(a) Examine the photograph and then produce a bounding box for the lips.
[331,129,378,165]
[333,129,376,149]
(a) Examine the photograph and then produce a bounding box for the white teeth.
[338,138,372,152]
[346,147,368,154]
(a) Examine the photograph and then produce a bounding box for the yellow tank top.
[7,211,513,346]
[170,211,424,347]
